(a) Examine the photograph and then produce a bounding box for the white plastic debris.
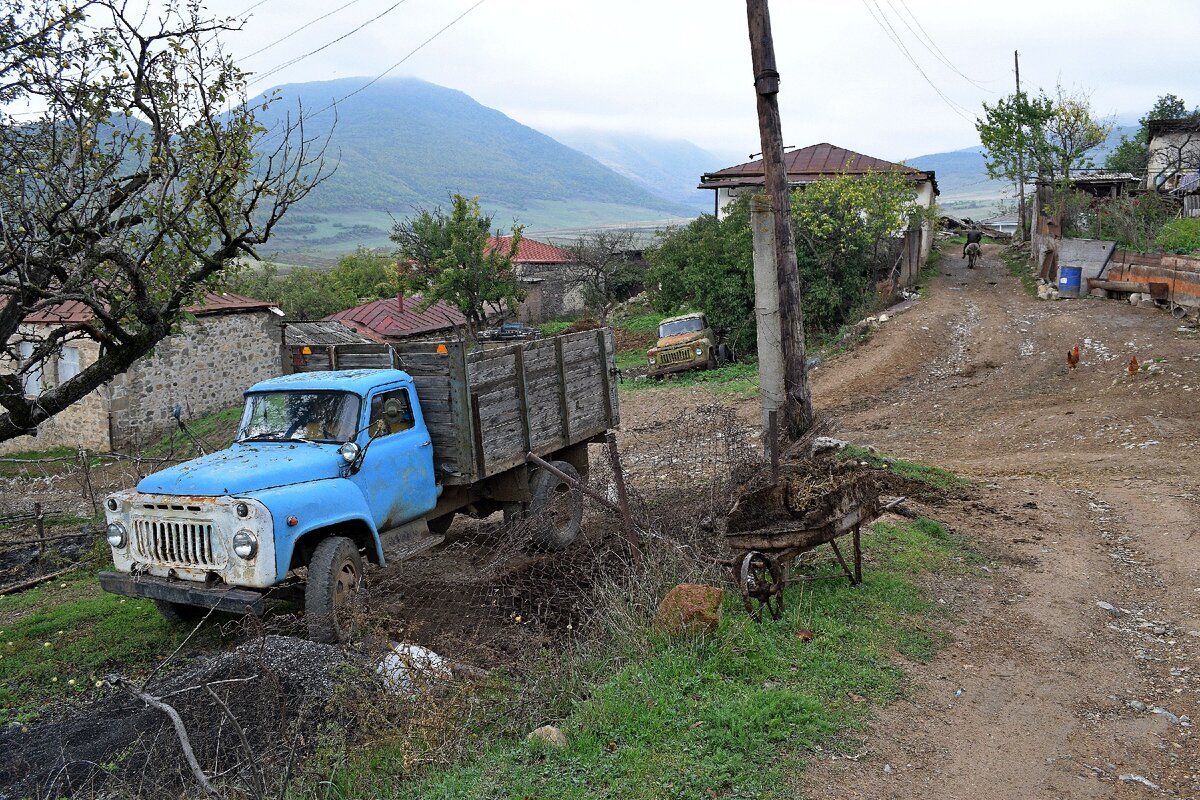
[810,437,850,455]
[376,641,450,693]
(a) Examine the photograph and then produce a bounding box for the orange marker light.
[287,516,298,527]
[436,344,448,354]
[301,346,312,355]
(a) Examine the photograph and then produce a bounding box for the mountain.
[550,130,730,214]
[905,122,1139,219]
[250,77,694,260]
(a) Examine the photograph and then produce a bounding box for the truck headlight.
[232,530,258,560]
[338,441,360,464]
[695,347,704,356]
[648,356,656,365]
[106,522,127,549]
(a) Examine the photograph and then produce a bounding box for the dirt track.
[800,245,1199,798]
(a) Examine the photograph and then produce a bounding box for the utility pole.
[745,0,812,438]
[1014,49,1028,242]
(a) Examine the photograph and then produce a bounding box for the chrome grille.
[657,347,695,366]
[132,519,217,567]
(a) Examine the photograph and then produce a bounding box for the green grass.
[143,404,244,458]
[1001,250,1038,297]
[839,445,970,492]
[0,570,214,723]
[621,361,760,399]
[615,311,670,334]
[539,321,574,336]
[324,518,978,798]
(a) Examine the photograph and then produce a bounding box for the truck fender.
[248,479,384,582]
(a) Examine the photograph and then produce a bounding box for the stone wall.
[517,262,586,323]
[111,310,283,448]
[0,332,110,455]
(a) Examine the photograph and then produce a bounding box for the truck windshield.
[659,317,704,338]
[237,391,361,444]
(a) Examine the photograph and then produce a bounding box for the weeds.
[839,445,970,492]
[1001,249,1039,297]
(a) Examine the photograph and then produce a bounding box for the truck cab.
[646,312,724,377]
[100,369,440,642]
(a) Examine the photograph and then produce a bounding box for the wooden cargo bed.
[286,329,619,485]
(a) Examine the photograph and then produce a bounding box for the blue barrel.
[1058,266,1083,298]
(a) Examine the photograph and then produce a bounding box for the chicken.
[1128,355,1140,377]
[1067,345,1080,370]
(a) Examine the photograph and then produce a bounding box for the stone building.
[487,235,585,323]
[0,293,284,454]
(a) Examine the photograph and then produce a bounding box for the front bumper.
[648,359,706,378]
[99,572,265,615]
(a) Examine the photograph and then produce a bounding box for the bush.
[1155,218,1200,253]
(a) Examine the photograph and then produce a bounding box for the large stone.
[527,725,568,749]
[653,583,724,636]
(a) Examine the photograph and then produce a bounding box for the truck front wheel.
[528,461,584,552]
[305,536,364,644]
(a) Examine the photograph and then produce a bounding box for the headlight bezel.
[338,441,361,464]
[106,522,127,549]
[694,346,704,356]
[232,529,258,560]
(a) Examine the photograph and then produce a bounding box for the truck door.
[352,384,438,531]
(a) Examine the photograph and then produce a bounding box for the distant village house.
[487,235,585,323]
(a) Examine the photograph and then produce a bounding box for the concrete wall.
[112,311,283,448]
[0,310,283,454]
[516,263,586,323]
[1147,131,1200,190]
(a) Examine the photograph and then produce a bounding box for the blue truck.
[99,330,619,642]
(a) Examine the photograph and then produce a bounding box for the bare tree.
[1146,121,1200,191]
[562,228,644,323]
[0,0,327,443]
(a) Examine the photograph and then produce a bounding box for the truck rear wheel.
[528,461,584,551]
[305,536,364,644]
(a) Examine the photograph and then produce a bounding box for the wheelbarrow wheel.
[736,550,784,622]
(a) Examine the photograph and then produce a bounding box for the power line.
[886,0,996,92]
[247,0,412,88]
[239,0,367,62]
[859,0,975,123]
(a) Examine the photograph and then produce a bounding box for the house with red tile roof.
[325,294,466,341]
[1,292,285,453]
[486,235,585,323]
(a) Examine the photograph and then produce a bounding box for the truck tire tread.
[529,461,584,552]
[305,536,364,644]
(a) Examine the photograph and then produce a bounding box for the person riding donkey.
[962,224,983,268]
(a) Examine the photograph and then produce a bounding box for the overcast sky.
[212,0,1200,163]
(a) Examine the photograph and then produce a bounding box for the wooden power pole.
[1014,49,1028,242]
[746,0,812,437]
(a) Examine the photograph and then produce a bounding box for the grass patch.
[325,517,975,798]
[1001,249,1038,297]
[143,404,243,458]
[839,445,970,492]
[0,570,215,723]
[613,311,669,334]
[621,361,760,398]
[538,320,574,337]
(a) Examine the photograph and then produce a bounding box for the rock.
[1119,774,1159,790]
[795,628,814,642]
[1128,700,1148,712]
[1096,601,1122,617]
[653,583,724,636]
[810,436,849,455]
[878,313,890,323]
[1149,707,1180,724]
[527,725,568,749]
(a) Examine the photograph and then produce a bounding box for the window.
[237,391,361,444]
[659,317,705,338]
[368,388,415,438]
[17,341,41,397]
[57,346,80,383]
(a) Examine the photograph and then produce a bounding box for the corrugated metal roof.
[325,295,465,341]
[486,235,571,264]
[284,320,374,346]
[23,292,280,324]
[699,142,935,191]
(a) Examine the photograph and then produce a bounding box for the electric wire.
[860,0,976,123]
[886,0,996,92]
[238,0,366,62]
[247,0,412,88]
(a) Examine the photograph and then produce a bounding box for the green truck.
[645,312,731,377]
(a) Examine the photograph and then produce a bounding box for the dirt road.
[801,246,1199,799]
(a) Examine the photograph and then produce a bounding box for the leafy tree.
[1107,94,1195,173]
[563,229,645,322]
[0,0,325,443]
[646,173,922,354]
[1040,88,1111,179]
[391,194,524,332]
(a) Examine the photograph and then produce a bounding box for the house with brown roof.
[699,142,940,274]
[0,292,285,453]
[325,294,466,341]
[487,235,584,323]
